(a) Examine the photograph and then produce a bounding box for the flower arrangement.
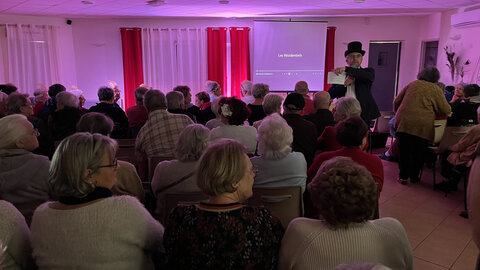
[444,45,470,82]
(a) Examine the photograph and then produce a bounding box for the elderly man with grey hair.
[294,81,315,115]
[253,93,283,129]
[89,87,129,139]
[166,91,196,122]
[135,90,194,178]
[318,96,362,152]
[303,91,335,136]
[48,91,84,142]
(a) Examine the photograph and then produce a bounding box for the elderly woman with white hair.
[206,81,222,102]
[317,96,362,152]
[250,114,307,194]
[164,139,284,269]
[240,80,254,104]
[0,114,50,224]
[253,93,283,129]
[48,91,84,142]
[205,96,225,129]
[30,133,164,270]
[248,83,269,125]
[152,124,209,221]
[279,156,413,270]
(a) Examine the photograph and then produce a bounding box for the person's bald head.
[313,91,331,110]
[294,81,309,95]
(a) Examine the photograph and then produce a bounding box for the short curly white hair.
[257,113,293,160]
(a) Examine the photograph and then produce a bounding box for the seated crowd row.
[0,80,409,269]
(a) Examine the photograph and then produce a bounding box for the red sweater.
[307,147,384,191]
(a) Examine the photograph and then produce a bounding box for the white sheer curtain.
[0,24,59,95]
[142,28,207,94]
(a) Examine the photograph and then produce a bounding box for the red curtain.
[207,27,227,96]
[120,27,144,109]
[230,27,251,98]
[324,26,336,91]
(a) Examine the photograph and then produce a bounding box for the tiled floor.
[378,150,478,269]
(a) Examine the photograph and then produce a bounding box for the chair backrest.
[116,138,136,148]
[116,147,136,165]
[372,111,395,134]
[247,186,302,228]
[148,156,175,182]
[437,126,472,153]
[163,192,208,224]
[433,119,447,145]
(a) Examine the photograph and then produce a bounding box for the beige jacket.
[394,80,451,141]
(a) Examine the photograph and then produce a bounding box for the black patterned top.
[164,202,284,270]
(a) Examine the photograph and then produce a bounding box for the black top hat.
[344,41,365,57]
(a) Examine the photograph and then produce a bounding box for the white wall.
[437,9,480,86]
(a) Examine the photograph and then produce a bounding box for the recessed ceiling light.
[354,0,365,3]
[219,0,229,4]
[81,0,94,4]
[146,0,165,6]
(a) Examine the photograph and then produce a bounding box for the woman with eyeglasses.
[0,114,50,225]
[164,139,284,269]
[30,132,164,270]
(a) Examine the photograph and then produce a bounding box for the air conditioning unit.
[451,5,480,28]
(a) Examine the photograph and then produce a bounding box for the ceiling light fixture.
[219,0,229,4]
[81,0,94,4]
[354,0,365,3]
[146,0,165,7]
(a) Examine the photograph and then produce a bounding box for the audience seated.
[68,89,88,113]
[240,80,254,105]
[282,93,317,167]
[0,91,7,118]
[37,83,66,122]
[6,93,53,157]
[308,116,384,190]
[77,112,145,201]
[164,139,284,269]
[208,97,257,154]
[294,81,315,115]
[251,114,307,194]
[151,124,209,221]
[48,91,84,142]
[126,86,149,138]
[195,91,215,124]
[448,84,480,126]
[303,91,335,136]
[174,85,202,123]
[32,88,49,116]
[437,106,480,193]
[0,200,35,270]
[206,80,222,102]
[135,90,193,175]
[0,114,51,224]
[247,83,269,125]
[31,133,164,269]
[450,83,467,104]
[279,157,413,270]
[0,83,18,96]
[166,91,195,122]
[318,96,362,152]
[468,148,480,268]
[89,87,129,139]
[252,93,283,129]
[205,96,225,129]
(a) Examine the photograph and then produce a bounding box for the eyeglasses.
[98,158,118,169]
